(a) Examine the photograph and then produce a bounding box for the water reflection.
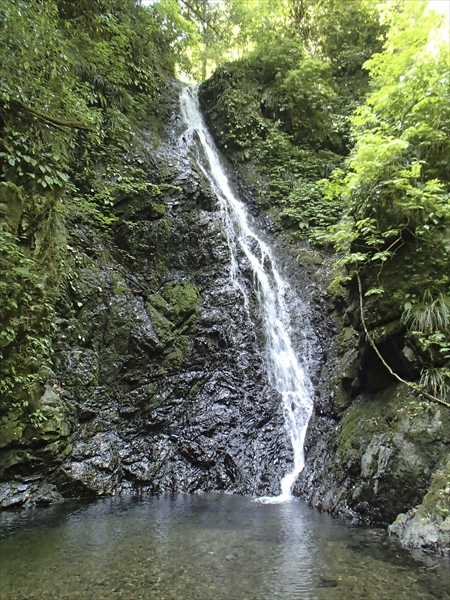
[266,502,316,599]
[1,494,449,600]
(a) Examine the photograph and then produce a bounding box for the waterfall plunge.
[180,86,314,502]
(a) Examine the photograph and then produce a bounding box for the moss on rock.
[334,383,450,523]
[147,308,174,345]
[159,281,202,325]
[145,281,202,367]
[0,412,25,448]
[0,182,23,234]
[164,335,191,368]
[389,459,450,554]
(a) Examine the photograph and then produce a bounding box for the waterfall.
[180,85,314,502]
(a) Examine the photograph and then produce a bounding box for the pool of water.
[1,493,449,600]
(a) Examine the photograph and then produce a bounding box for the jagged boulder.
[389,459,450,555]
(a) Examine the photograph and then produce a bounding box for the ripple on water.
[0,494,449,600]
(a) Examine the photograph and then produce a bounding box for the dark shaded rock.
[0,482,32,508]
[389,458,450,555]
[0,384,72,506]
[26,86,315,503]
[0,481,63,509]
[296,382,450,525]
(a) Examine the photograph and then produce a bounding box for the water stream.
[180,86,314,501]
[1,494,449,600]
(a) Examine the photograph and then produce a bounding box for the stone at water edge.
[389,459,450,555]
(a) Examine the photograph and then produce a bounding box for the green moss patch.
[338,384,439,457]
[145,281,202,368]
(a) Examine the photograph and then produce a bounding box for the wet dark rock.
[2,78,449,559]
[0,83,303,504]
[0,482,32,508]
[0,481,63,509]
[199,77,450,553]
[295,373,450,526]
[389,458,450,555]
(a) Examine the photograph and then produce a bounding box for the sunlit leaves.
[321,1,450,399]
[323,0,449,256]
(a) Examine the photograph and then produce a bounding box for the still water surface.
[1,493,449,600]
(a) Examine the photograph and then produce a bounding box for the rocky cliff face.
[294,313,450,555]
[0,82,323,507]
[198,79,450,554]
[2,80,449,555]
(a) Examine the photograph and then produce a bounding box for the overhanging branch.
[12,101,95,131]
[179,0,223,40]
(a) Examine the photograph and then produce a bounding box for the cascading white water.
[180,86,314,502]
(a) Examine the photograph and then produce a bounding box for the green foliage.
[281,181,341,237]
[181,0,233,81]
[0,0,180,187]
[150,0,198,74]
[403,292,450,336]
[0,0,179,417]
[198,0,387,242]
[312,0,387,76]
[152,0,235,80]
[401,291,450,400]
[420,366,450,401]
[0,1,89,118]
[0,227,57,412]
[321,2,450,400]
